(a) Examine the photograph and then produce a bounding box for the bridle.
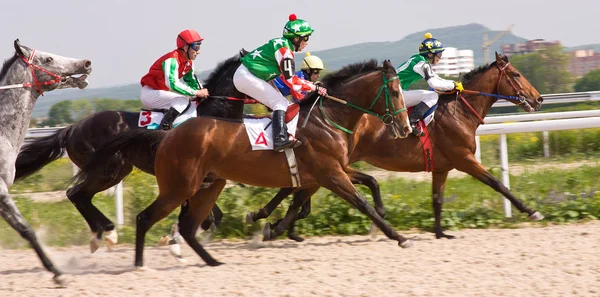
[0,49,63,95]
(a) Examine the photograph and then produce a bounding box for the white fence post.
[115,181,124,227]
[543,131,550,158]
[499,134,512,218]
[475,135,481,163]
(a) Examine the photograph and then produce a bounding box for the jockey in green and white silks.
[233,14,327,152]
[396,33,464,136]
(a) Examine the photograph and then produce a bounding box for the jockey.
[140,29,210,130]
[396,32,464,136]
[233,14,327,152]
[273,52,325,99]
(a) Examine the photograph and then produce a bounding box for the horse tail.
[15,127,71,182]
[72,129,167,186]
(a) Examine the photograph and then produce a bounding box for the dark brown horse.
[15,53,247,251]
[249,52,546,242]
[75,60,412,267]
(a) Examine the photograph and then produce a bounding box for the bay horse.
[0,39,92,285]
[15,53,247,251]
[75,60,413,267]
[249,52,546,242]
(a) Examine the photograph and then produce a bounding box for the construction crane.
[482,24,515,64]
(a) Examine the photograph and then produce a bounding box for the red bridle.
[0,48,63,95]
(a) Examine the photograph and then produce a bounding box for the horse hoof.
[262,223,272,241]
[529,211,544,221]
[288,233,304,242]
[436,233,456,240]
[135,266,154,272]
[104,230,118,251]
[53,274,70,287]
[207,260,224,267]
[398,240,414,248]
[168,243,186,263]
[89,238,100,253]
[245,212,255,224]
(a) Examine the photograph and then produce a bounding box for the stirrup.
[274,139,302,152]
[411,123,425,137]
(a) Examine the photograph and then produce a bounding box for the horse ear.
[495,51,502,62]
[14,39,25,57]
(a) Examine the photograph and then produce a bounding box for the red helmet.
[177,29,203,48]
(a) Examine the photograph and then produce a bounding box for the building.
[431,47,475,77]
[501,39,561,58]
[569,49,600,77]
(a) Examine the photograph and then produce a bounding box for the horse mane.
[203,53,242,91]
[438,59,504,104]
[298,59,381,109]
[0,53,19,82]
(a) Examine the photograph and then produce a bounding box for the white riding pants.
[233,64,288,112]
[140,86,190,113]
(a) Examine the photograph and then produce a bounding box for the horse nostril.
[537,97,544,103]
[404,126,412,135]
[84,60,92,69]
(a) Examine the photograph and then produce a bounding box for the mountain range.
[30,23,598,118]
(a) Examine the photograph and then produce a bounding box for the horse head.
[494,52,543,112]
[13,39,92,92]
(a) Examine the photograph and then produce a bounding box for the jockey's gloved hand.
[316,85,328,96]
[453,82,464,92]
[195,88,209,98]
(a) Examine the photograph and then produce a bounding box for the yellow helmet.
[301,52,325,70]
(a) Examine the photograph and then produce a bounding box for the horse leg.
[286,195,313,242]
[263,186,319,241]
[346,168,384,218]
[177,179,227,266]
[246,187,296,224]
[317,167,412,247]
[455,155,543,219]
[67,164,133,252]
[200,204,223,231]
[432,171,454,239]
[0,180,65,285]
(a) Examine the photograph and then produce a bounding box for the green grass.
[1,158,598,248]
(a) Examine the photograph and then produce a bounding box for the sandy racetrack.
[1,221,598,297]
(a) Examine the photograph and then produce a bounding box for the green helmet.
[282,14,314,39]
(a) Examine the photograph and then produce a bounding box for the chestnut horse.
[76,60,412,267]
[249,52,545,242]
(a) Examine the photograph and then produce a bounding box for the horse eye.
[45,57,53,63]
[514,73,521,77]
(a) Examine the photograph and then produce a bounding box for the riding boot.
[158,107,181,130]
[409,102,430,137]
[272,110,301,152]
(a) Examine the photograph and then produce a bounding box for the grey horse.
[0,39,91,286]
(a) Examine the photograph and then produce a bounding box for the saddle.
[243,103,299,123]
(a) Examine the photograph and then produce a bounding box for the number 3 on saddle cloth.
[408,105,436,172]
[138,102,198,130]
[244,103,300,151]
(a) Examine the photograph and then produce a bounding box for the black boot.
[272,110,301,152]
[158,107,181,130]
[409,102,430,137]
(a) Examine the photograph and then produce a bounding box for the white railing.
[475,115,600,217]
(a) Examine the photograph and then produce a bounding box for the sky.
[1,0,597,89]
